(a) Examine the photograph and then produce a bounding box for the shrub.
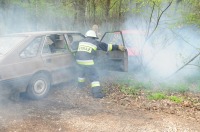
[148,92,167,100]
[168,96,183,103]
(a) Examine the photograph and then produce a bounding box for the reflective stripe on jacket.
[76,60,94,65]
[91,81,100,87]
[78,77,85,82]
[71,37,119,66]
[78,42,97,53]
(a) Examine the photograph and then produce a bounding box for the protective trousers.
[77,64,105,98]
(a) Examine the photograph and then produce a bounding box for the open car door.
[96,31,128,72]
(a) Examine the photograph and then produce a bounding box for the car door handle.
[46,58,52,63]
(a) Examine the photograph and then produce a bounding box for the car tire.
[27,73,50,100]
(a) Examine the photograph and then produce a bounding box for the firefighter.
[92,24,101,39]
[71,30,125,98]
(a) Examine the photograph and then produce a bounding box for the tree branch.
[167,51,200,78]
[188,64,200,68]
[146,0,173,40]
[146,1,155,37]
[170,29,198,49]
[109,0,119,11]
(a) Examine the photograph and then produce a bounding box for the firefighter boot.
[91,87,105,98]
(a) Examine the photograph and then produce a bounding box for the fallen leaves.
[103,81,200,123]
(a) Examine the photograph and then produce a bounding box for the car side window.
[20,37,42,58]
[42,34,68,54]
[101,32,123,45]
[65,33,85,50]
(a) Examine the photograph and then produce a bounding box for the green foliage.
[168,96,183,103]
[118,74,154,89]
[120,85,139,95]
[117,76,193,104]
[0,0,200,33]
[119,77,190,94]
[148,92,183,103]
[118,77,155,96]
[172,83,189,93]
[180,0,200,27]
[118,77,145,95]
[119,78,153,90]
[159,82,189,93]
[148,92,167,100]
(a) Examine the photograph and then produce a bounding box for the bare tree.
[146,0,173,40]
[34,0,38,31]
[118,0,122,20]
[105,0,111,23]
[72,0,87,30]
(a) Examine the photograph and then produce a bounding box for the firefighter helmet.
[85,30,97,38]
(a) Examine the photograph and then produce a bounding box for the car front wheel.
[27,73,50,100]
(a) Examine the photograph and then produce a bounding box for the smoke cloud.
[120,2,200,83]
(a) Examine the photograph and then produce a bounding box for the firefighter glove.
[118,45,125,51]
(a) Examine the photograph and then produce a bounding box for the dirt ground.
[0,81,200,132]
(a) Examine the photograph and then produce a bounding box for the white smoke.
[121,2,200,81]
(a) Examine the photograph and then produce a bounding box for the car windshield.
[0,36,26,55]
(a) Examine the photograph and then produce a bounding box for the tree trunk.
[73,0,87,30]
[118,0,122,20]
[175,0,183,12]
[105,0,111,22]
[35,0,38,31]
[92,0,96,24]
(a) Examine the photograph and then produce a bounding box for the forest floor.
[0,72,200,132]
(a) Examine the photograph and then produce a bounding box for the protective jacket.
[71,37,119,65]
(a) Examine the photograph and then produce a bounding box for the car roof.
[1,31,81,37]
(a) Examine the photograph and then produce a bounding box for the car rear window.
[0,36,26,55]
